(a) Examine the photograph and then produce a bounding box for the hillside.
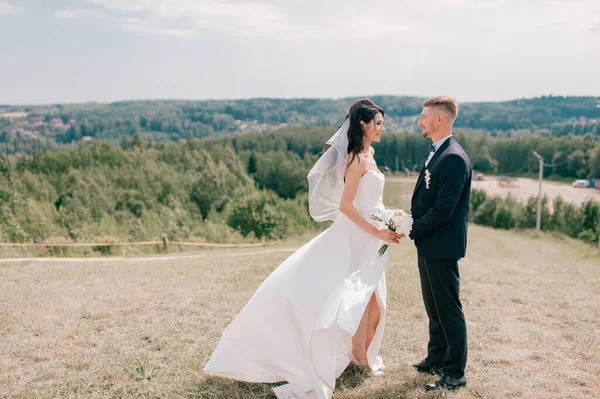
[0,141,319,245]
[1,96,598,155]
[0,130,598,247]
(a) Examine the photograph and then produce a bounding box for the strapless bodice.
[353,169,385,217]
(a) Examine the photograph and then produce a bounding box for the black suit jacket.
[409,137,472,259]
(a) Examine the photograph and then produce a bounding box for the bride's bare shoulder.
[345,153,367,177]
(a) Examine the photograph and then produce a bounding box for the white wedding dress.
[204,169,390,399]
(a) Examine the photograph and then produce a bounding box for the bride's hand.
[375,229,402,244]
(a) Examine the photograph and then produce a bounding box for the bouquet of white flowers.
[371,208,413,255]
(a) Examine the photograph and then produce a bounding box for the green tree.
[517,195,550,230]
[227,191,288,239]
[473,198,498,227]
[470,189,487,216]
[115,191,146,218]
[548,196,566,232]
[561,202,584,238]
[494,197,518,229]
[581,200,599,237]
[472,146,498,173]
[567,150,588,178]
[588,146,600,178]
[131,133,143,149]
[253,152,309,199]
[247,152,257,174]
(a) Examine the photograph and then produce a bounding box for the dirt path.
[387,174,600,205]
[0,247,298,264]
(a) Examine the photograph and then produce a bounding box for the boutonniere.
[424,169,431,189]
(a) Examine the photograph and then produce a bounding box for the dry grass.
[1,181,599,398]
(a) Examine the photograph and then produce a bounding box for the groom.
[409,96,472,391]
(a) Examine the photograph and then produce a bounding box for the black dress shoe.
[412,359,442,375]
[425,375,467,391]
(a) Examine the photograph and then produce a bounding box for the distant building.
[0,112,28,122]
[29,116,43,125]
[50,118,64,127]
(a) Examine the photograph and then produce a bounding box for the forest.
[0,127,598,247]
[0,95,598,248]
[1,95,598,155]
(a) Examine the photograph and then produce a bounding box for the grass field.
[1,179,599,399]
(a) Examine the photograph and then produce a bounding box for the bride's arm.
[339,158,401,244]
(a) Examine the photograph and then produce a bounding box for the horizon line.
[1,93,599,108]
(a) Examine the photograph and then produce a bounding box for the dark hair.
[320,99,384,163]
[346,99,384,167]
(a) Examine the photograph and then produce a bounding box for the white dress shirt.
[425,134,453,167]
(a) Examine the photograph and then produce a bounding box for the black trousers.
[417,255,467,378]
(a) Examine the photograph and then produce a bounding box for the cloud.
[436,0,511,8]
[54,4,198,37]
[57,0,599,42]
[0,1,24,15]
[121,17,196,37]
[78,0,416,39]
[54,9,104,20]
[87,0,151,14]
[519,0,600,32]
[83,0,305,37]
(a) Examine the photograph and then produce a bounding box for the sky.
[1,0,599,104]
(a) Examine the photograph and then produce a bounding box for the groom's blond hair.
[423,96,458,123]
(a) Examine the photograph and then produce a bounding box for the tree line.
[213,127,600,246]
[469,189,599,245]
[1,95,598,156]
[209,126,600,182]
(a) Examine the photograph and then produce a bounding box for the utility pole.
[532,150,544,233]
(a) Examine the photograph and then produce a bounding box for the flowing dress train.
[204,170,389,399]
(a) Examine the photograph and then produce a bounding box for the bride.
[203,99,403,399]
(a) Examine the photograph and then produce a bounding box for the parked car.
[497,175,518,187]
[474,173,485,181]
[572,179,590,188]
